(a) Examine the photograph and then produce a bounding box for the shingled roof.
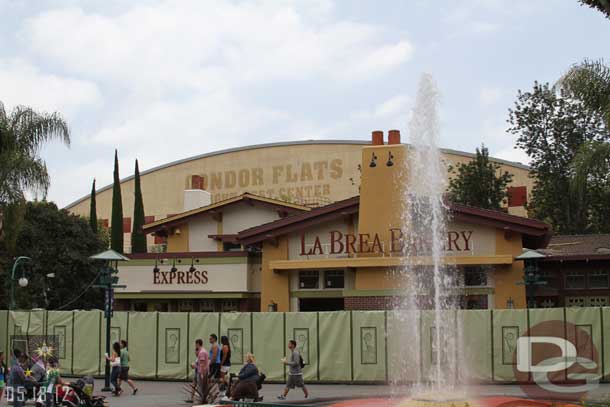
[540,234,610,261]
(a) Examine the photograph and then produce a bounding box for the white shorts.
[220,365,231,373]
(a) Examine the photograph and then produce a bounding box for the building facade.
[114,131,552,312]
[65,137,533,254]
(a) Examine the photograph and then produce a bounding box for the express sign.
[153,269,209,285]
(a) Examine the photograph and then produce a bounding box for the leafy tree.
[0,102,70,244]
[579,0,610,19]
[111,150,124,253]
[89,178,98,234]
[559,59,610,129]
[448,145,513,210]
[507,81,609,233]
[131,159,147,253]
[0,201,106,310]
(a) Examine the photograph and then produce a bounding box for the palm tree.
[559,59,610,129]
[0,101,71,244]
[570,140,610,233]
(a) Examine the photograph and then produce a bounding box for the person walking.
[219,336,231,384]
[195,339,209,403]
[106,342,122,396]
[0,352,6,405]
[118,340,138,395]
[208,334,221,379]
[278,340,309,400]
[186,346,200,403]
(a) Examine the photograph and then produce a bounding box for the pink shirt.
[197,347,209,376]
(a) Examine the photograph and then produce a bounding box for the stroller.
[56,376,107,407]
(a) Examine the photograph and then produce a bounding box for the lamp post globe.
[18,277,29,287]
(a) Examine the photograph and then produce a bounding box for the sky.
[1,0,609,207]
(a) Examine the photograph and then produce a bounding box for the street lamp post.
[9,256,32,310]
[516,249,547,309]
[90,249,129,392]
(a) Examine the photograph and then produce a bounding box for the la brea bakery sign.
[299,228,474,256]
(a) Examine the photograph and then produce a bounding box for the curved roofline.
[64,139,531,209]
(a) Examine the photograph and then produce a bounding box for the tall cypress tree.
[131,159,147,253]
[89,178,98,234]
[110,150,124,253]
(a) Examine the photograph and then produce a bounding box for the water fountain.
[396,73,466,406]
[328,75,579,407]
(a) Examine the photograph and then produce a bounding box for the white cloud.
[495,146,530,166]
[10,0,416,205]
[479,86,504,107]
[0,59,101,116]
[22,2,413,85]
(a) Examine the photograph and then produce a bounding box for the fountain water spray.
[396,74,462,394]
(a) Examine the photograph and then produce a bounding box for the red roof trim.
[237,196,551,246]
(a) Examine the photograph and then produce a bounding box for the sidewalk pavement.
[87,379,610,407]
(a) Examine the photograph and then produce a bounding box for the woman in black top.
[219,336,231,384]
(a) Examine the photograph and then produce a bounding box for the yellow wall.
[358,144,408,255]
[493,229,526,308]
[260,238,290,312]
[354,267,407,290]
[167,224,189,252]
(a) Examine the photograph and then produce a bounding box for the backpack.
[299,354,305,369]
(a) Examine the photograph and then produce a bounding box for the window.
[299,271,319,289]
[589,270,609,289]
[221,300,239,312]
[325,270,344,289]
[464,266,487,287]
[133,302,147,312]
[223,242,242,252]
[198,300,216,312]
[538,270,558,287]
[565,271,586,289]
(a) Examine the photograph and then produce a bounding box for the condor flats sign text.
[299,228,474,256]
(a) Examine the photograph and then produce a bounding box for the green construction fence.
[1,308,610,383]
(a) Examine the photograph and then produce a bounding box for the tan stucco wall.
[493,229,527,308]
[65,142,532,232]
[261,238,290,312]
[167,224,189,252]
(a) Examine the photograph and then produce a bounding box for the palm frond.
[10,105,71,153]
[0,151,50,203]
[569,141,610,220]
[558,59,610,127]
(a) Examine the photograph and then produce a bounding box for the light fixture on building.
[386,151,394,167]
[267,301,278,312]
[170,260,177,273]
[153,259,160,273]
[506,297,514,309]
[189,258,196,273]
[369,152,377,168]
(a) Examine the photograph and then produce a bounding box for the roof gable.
[143,193,310,234]
[238,196,551,248]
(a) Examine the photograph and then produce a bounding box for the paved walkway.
[62,380,610,407]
